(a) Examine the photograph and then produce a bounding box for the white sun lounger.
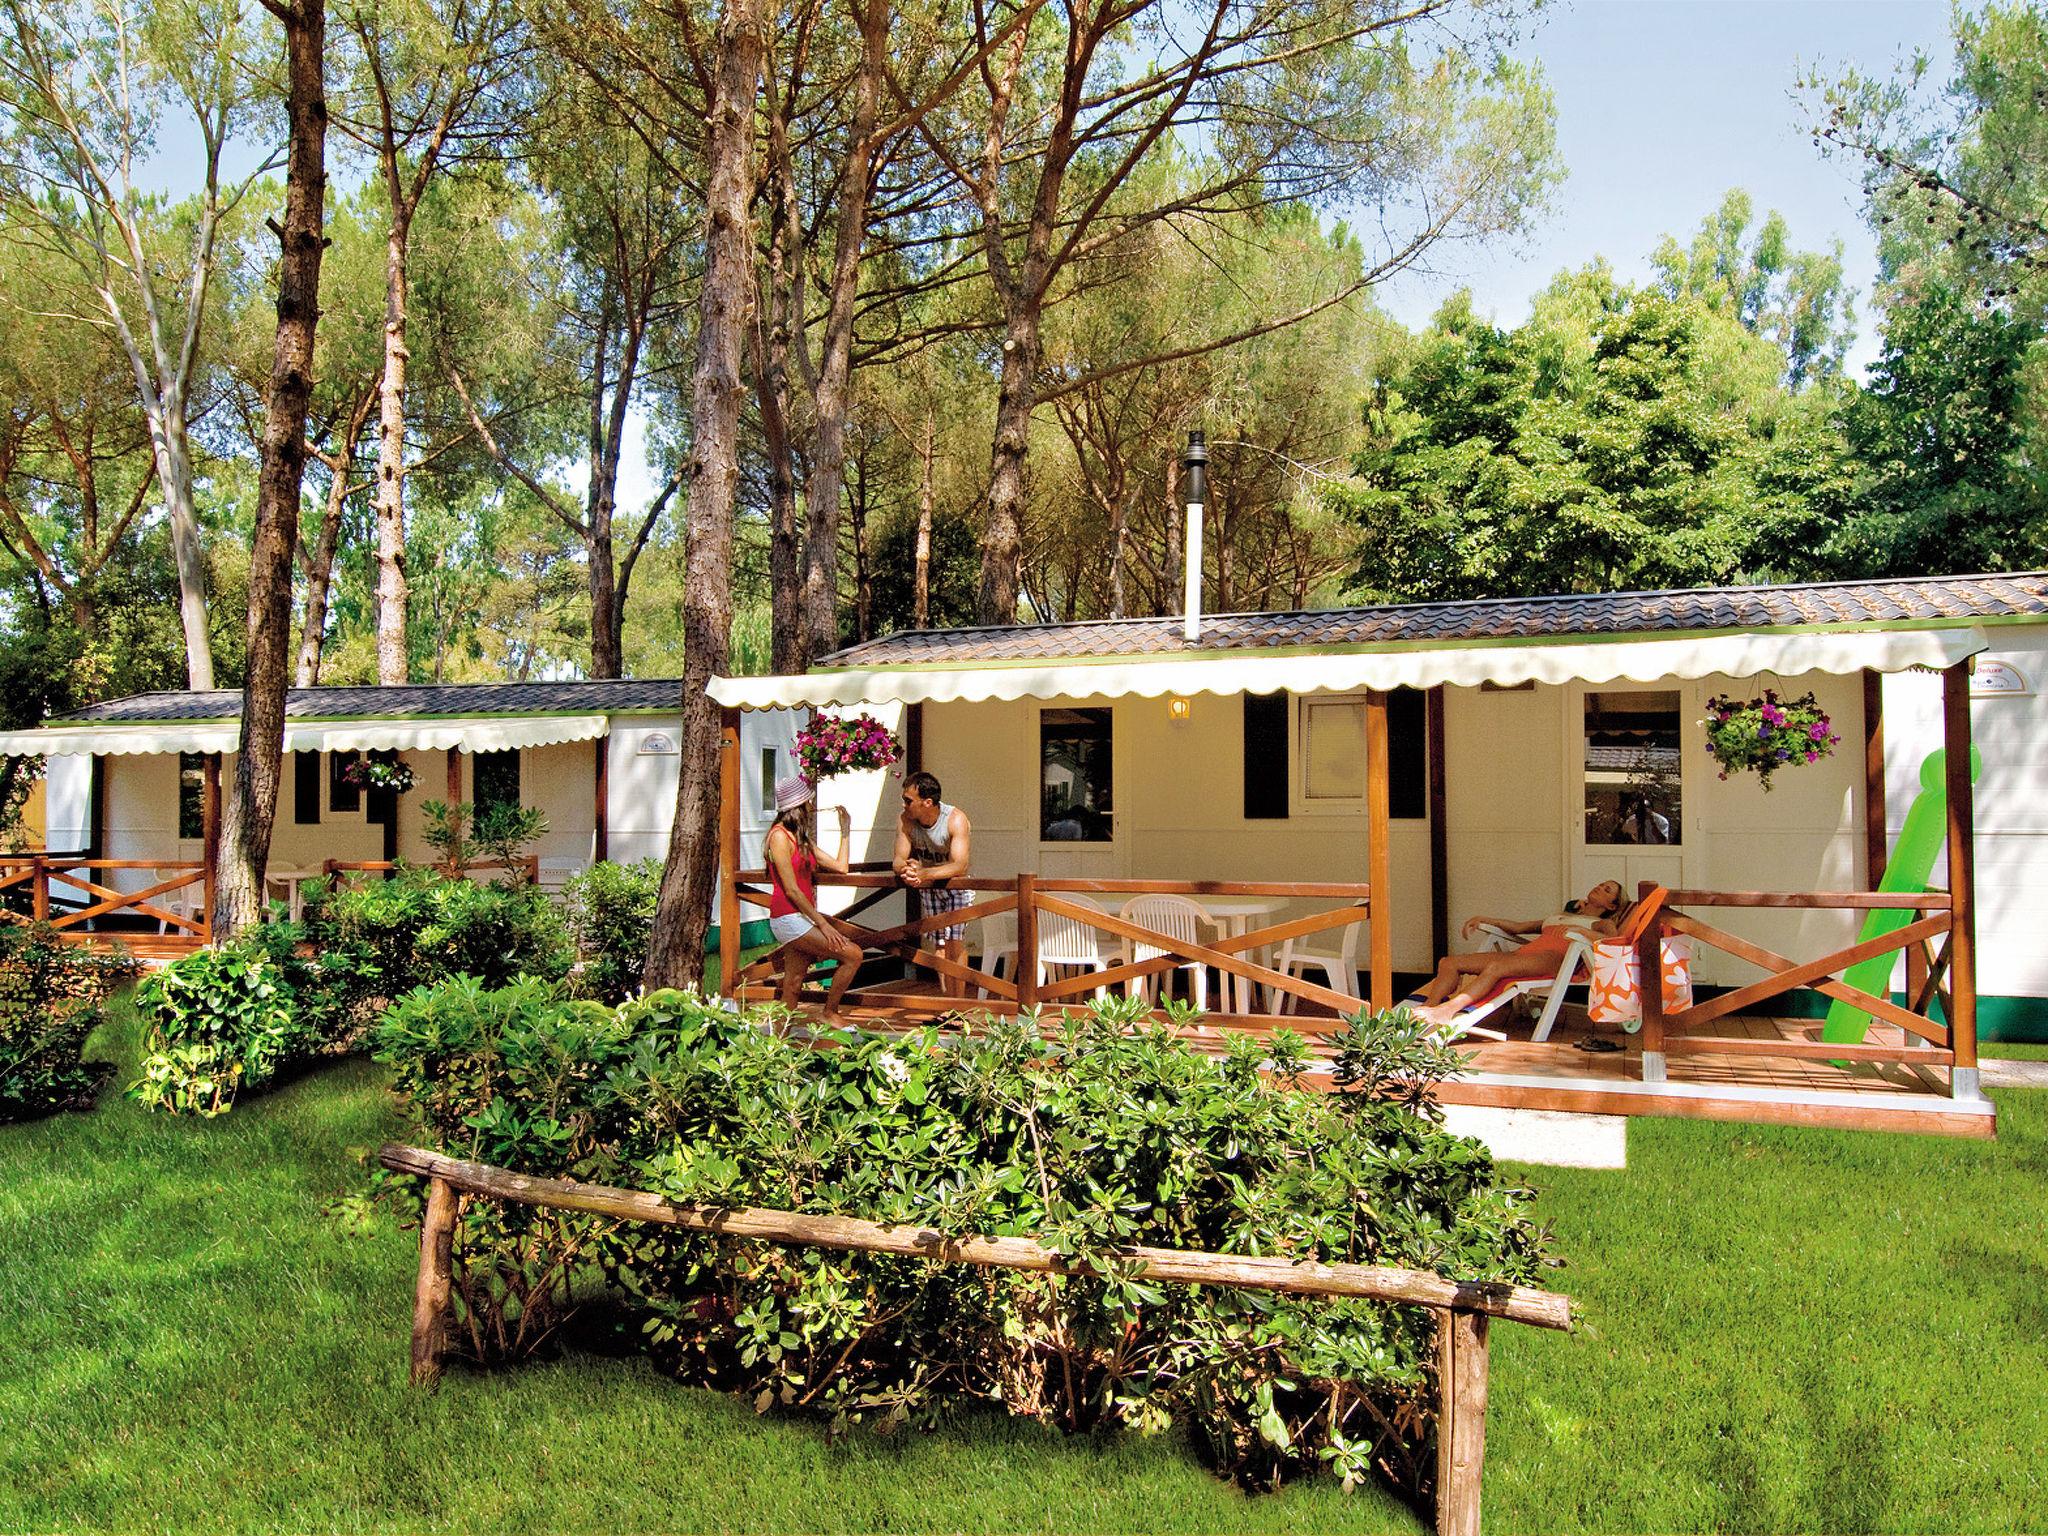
[1407,929,1597,1043]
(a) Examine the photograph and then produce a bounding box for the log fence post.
[1636,880,1666,1084]
[1436,1309,1491,1536]
[1941,663,1980,1099]
[410,1175,458,1387]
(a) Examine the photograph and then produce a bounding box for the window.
[1298,691,1427,818]
[177,752,206,840]
[1583,691,1682,846]
[473,749,521,816]
[759,747,778,816]
[1040,707,1112,842]
[1242,693,1288,819]
[329,752,360,814]
[293,752,322,825]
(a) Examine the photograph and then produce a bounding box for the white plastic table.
[1193,897,1285,1015]
[264,868,322,921]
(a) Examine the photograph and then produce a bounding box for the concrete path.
[1983,1056,2048,1089]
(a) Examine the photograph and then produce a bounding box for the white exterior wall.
[1885,628,2048,1004]
[926,672,1879,983]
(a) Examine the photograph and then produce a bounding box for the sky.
[1372,0,1956,377]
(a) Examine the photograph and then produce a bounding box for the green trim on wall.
[706,918,774,954]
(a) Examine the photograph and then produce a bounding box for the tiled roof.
[57,677,686,725]
[819,572,2048,669]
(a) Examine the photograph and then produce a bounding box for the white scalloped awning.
[710,627,1990,710]
[0,714,612,758]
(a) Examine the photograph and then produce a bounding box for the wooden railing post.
[410,1175,458,1387]
[1015,871,1038,1007]
[1636,880,1665,1083]
[1364,690,1394,1014]
[1942,663,1980,1098]
[30,854,47,923]
[1436,1309,1490,1536]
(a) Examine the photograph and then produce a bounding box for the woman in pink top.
[765,776,863,1021]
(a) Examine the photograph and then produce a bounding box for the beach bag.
[1587,935,1693,1030]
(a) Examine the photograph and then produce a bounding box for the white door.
[1034,703,1128,879]
[1567,682,1692,905]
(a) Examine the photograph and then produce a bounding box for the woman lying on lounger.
[1410,879,1632,1025]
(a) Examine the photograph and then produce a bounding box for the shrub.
[130,939,316,1117]
[373,986,1552,1492]
[307,864,572,999]
[560,859,662,1002]
[0,923,137,1121]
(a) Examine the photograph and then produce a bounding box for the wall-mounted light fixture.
[1167,696,1192,724]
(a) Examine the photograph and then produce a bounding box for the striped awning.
[709,626,1990,710]
[0,714,612,758]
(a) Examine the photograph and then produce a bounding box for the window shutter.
[1242,693,1288,819]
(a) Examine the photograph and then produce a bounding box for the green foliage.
[373,985,1551,1492]
[560,858,663,1003]
[1335,274,1857,601]
[307,864,573,1000]
[129,938,319,1118]
[1832,280,2046,575]
[0,923,136,1120]
[419,798,551,873]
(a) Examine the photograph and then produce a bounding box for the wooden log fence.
[380,1141,1570,1536]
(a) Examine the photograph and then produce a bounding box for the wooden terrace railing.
[727,869,1380,1024]
[0,855,209,942]
[1633,880,1972,1087]
[380,1141,1570,1536]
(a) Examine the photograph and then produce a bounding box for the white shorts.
[769,912,815,946]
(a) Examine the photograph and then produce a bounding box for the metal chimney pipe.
[1182,430,1207,643]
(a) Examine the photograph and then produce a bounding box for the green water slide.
[1821,746,1981,1044]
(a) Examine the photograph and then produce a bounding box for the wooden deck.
[791,982,1995,1139]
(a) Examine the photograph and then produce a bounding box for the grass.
[4,1010,2046,1534]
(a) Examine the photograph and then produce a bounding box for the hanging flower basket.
[342,755,415,794]
[794,713,900,783]
[1703,690,1840,791]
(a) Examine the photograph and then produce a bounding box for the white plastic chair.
[153,865,204,935]
[1275,920,1362,1014]
[971,907,1018,997]
[1117,894,1210,1011]
[1035,896,1118,1001]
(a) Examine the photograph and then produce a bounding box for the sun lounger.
[1405,929,1598,1043]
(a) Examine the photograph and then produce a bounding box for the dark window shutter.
[1242,693,1288,819]
[293,753,322,825]
[1389,688,1427,820]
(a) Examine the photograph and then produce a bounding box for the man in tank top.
[893,770,974,998]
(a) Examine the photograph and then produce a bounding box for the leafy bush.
[373,986,1553,1492]
[307,864,572,999]
[560,859,662,1002]
[0,923,137,1121]
[419,799,550,873]
[130,940,316,1117]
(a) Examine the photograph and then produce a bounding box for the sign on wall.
[636,732,680,755]
[1971,660,2032,698]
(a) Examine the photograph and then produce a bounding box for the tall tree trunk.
[645,0,763,992]
[297,383,375,686]
[797,0,886,662]
[373,208,412,685]
[753,211,803,672]
[217,0,327,937]
[976,305,1041,623]
[913,406,933,628]
[146,402,215,690]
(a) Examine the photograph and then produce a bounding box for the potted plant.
[1703,689,1840,791]
[342,755,416,795]
[793,712,900,783]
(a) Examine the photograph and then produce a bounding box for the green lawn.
[4,1010,2045,1534]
